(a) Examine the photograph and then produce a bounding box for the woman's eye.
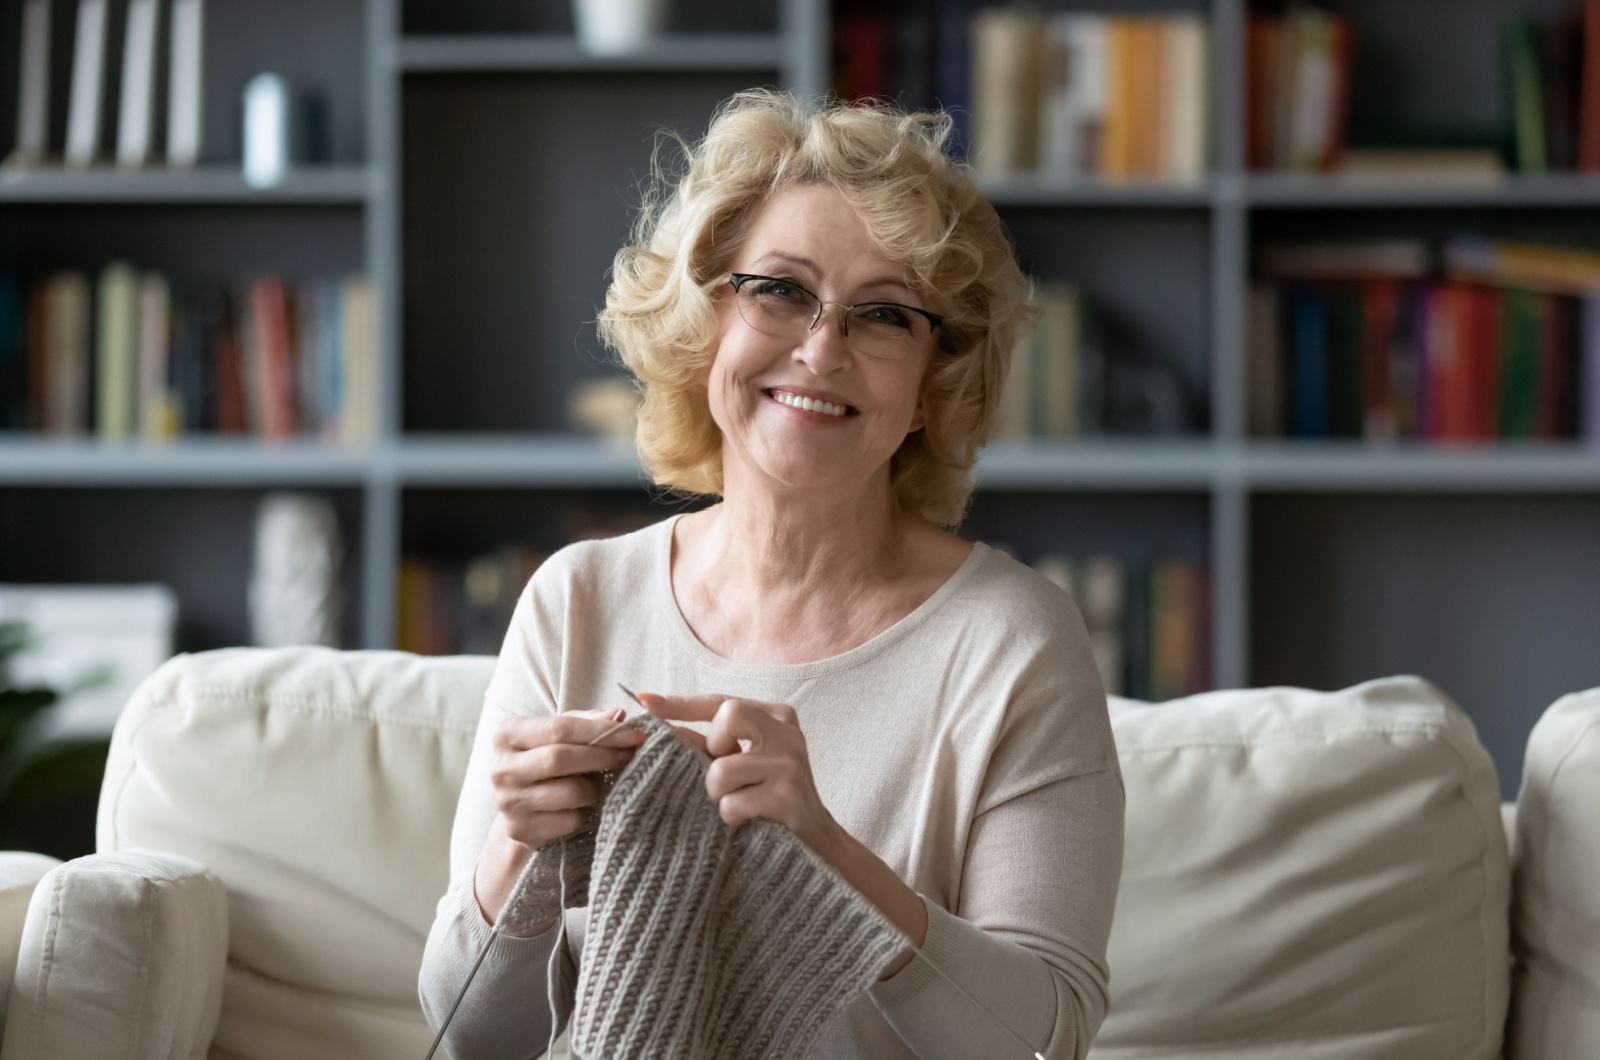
[752,280,803,301]
[863,305,914,330]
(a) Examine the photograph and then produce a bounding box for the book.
[892,12,934,113]
[12,0,53,165]
[1584,296,1600,444]
[96,262,140,440]
[934,9,971,158]
[340,276,378,443]
[167,0,203,166]
[1500,287,1542,439]
[1035,282,1079,437]
[1508,19,1548,174]
[1247,284,1282,436]
[116,0,162,168]
[46,273,91,433]
[1150,558,1197,702]
[1360,280,1399,441]
[1040,15,1106,179]
[1078,554,1124,696]
[248,277,295,439]
[1288,288,1329,437]
[137,271,175,441]
[1582,0,1600,170]
[0,275,22,429]
[832,14,889,103]
[1163,15,1208,182]
[1259,240,1430,281]
[1540,14,1583,171]
[1334,148,1506,187]
[65,0,110,167]
[1444,237,1600,295]
[1102,17,1137,178]
[970,8,1043,179]
[1249,9,1352,172]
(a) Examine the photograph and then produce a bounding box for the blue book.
[1290,289,1330,438]
[0,274,21,429]
[316,278,343,439]
[935,9,970,158]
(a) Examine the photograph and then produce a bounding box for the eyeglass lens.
[733,277,932,359]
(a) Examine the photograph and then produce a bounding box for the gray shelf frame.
[5,0,1597,709]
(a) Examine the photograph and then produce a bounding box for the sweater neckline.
[654,512,991,680]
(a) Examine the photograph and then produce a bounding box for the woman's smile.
[762,386,859,421]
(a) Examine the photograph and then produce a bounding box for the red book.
[1361,280,1398,438]
[1580,0,1600,170]
[1321,18,1355,171]
[250,278,294,440]
[1245,16,1276,169]
[1468,284,1503,440]
[833,15,889,102]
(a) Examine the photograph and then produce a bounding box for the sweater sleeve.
[866,589,1126,1060]
[417,562,585,1059]
[866,769,1124,1060]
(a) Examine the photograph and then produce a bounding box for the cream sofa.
[0,646,1593,1060]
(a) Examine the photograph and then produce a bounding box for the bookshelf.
[3,0,1600,796]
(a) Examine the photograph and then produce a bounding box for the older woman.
[420,90,1123,1059]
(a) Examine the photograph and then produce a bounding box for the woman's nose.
[794,304,852,372]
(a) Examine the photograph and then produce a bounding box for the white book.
[138,272,173,441]
[66,0,110,167]
[1163,16,1208,183]
[117,0,162,168]
[167,0,203,166]
[970,9,1043,179]
[1040,16,1106,180]
[13,0,53,164]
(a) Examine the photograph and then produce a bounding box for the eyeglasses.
[727,273,944,361]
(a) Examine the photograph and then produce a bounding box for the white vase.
[248,492,343,648]
[573,0,667,56]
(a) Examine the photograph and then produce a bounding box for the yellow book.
[1102,18,1138,178]
[1150,558,1193,702]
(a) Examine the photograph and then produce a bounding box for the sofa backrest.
[1095,676,1510,1060]
[99,647,491,1060]
[1508,686,1600,1059]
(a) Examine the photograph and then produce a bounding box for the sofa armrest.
[0,850,227,1060]
[0,852,60,1037]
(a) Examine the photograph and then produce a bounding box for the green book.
[1500,288,1541,438]
[1506,20,1547,174]
[96,262,140,440]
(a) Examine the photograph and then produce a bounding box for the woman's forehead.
[738,186,913,289]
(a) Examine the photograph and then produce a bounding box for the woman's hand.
[637,693,842,856]
[639,692,928,972]
[488,708,646,849]
[473,708,646,928]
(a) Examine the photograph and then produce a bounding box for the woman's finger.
[495,709,645,752]
[637,692,729,722]
[705,750,768,801]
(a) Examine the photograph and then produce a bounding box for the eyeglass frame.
[726,273,945,344]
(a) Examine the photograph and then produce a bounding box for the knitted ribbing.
[567,715,906,1060]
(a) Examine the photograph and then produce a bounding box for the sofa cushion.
[0,852,60,1033]
[1507,686,1600,1059]
[0,850,226,1060]
[1093,676,1510,1060]
[97,647,493,1060]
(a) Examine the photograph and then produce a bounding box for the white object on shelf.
[243,73,290,188]
[166,0,204,167]
[65,0,109,167]
[0,584,177,738]
[13,0,52,165]
[573,0,667,56]
[116,0,161,168]
[248,492,343,649]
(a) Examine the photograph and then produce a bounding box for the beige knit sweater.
[419,514,1125,1060]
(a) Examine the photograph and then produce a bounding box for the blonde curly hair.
[598,89,1034,527]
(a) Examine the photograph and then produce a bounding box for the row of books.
[1506,3,1600,174]
[0,267,378,442]
[992,281,1194,440]
[1026,552,1211,702]
[397,510,661,657]
[1248,238,1600,442]
[8,0,205,169]
[832,9,1208,183]
[1246,8,1352,173]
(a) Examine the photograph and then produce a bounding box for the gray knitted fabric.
[502,715,906,1060]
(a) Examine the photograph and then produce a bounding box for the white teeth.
[771,391,848,417]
